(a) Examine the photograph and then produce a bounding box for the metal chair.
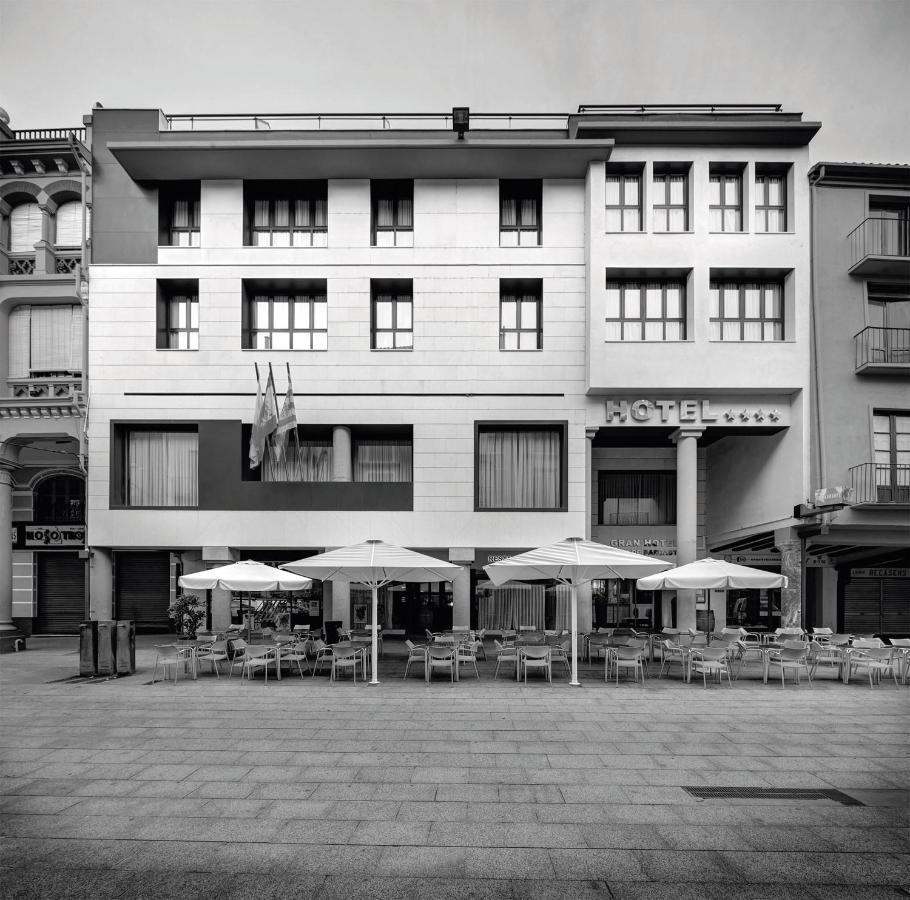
[330,645,362,683]
[404,640,426,679]
[689,647,733,688]
[152,645,187,684]
[608,645,646,685]
[492,640,518,680]
[847,647,900,688]
[425,645,455,682]
[767,645,813,687]
[519,645,551,683]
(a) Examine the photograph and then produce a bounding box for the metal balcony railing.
[849,462,910,505]
[854,326,910,370]
[848,217,910,267]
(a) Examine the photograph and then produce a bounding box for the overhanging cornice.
[107,137,614,181]
[568,117,821,147]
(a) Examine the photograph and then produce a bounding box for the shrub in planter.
[168,593,206,639]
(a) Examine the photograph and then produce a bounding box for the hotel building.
[81,104,820,638]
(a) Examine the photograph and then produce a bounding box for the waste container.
[96,621,117,675]
[115,621,136,674]
[696,609,716,634]
[79,621,98,676]
[324,620,343,644]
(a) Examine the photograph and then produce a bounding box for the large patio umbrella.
[484,537,673,687]
[635,557,788,591]
[179,560,312,631]
[282,540,461,684]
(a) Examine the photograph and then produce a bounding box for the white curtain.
[501,198,517,227]
[7,305,83,377]
[547,584,572,632]
[478,584,546,630]
[354,439,412,482]
[263,439,332,483]
[55,201,87,247]
[10,203,41,253]
[478,430,560,509]
[128,431,198,506]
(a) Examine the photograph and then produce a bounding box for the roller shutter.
[115,552,171,632]
[844,577,910,635]
[882,578,910,634]
[34,552,85,634]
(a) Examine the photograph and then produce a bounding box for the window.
[869,199,910,256]
[354,437,413,482]
[653,167,688,232]
[500,180,541,246]
[156,281,199,350]
[54,201,88,247]
[605,172,641,232]
[710,281,784,341]
[709,169,743,232]
[263,436,333,483]
[476,423,565,510]
[371,280,413,350]
[605,280,686,341]
[34,475,85,524]
[873,412,910,502]
[242,280,328,350]
[867,283,910,363]
[246,182,327,247]
[159,184,200,247]
[8,305,82,377]
[9,202,41,253]
[121,427,198,507]
[500,280,542,350]
[755,168,787,232]
[598,472,676,526]
[371,180,413,247]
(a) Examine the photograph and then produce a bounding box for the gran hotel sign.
[604,397,790,428]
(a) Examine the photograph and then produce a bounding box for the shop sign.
[604,398,787,428]
[851,568,910,578]
[475,548,528,568]
[814,486,850,507]
[606,537,676,559]
[24,526,85,547]
[806,556,833,568]
[723,552,781,566]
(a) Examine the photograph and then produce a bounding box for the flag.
[249,369,278,468]
[248,377,264,468]
[273,379,298,462]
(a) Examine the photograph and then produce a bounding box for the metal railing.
[577,103,783,115]
[855,326,910,369]
[11,127,86,142]
[848,217,910,267]
[849,462,910,504]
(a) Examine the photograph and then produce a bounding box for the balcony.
[1,377,84,420]
[849,462,910,507]
[7,253,35,275]
[854,326,910,374]
[0,247,81,277]
[847,218,910,277]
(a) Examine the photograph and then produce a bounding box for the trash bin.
[115,621,136,675]
[96,621,116,675]
[696,609,715,635]
[324,620,343,644]
[79,621,98,676]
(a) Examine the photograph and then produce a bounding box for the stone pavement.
[0,636,908,899]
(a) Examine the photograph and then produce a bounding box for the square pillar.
[775,527,803,628]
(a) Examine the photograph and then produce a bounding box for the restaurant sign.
[25,526,85,547]
[851,568,910,578]
[604,397,789,428]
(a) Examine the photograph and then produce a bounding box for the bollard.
[79,621,98,676]
[96,621,116,675]
[115,621,136,675]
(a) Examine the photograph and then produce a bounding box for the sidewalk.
[1,636,908,899]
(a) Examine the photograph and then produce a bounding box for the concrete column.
[332,426,352,482]
[88,547,113,621]
[0,467,17,633]
[576,581,593,633]
[775,527,803,628]
[451,566,470,629]
[585,428,597,540]
[671,427,703,631]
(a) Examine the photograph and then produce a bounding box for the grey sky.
[2,0,908,163]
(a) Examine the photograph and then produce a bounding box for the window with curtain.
[873,411,910,502]
[710,281,784,341]
[263,438,333,483]
[500,180,541,246]
[605,172,642,232]
[605,280,686,341]
[353,439,413,482]
[126,429,198,507]
[371,281,413,349]
[159,183,201,247]
[500,281,542,350]
[248,292,328,350]
[9,202,41,253]
[8,305,83,377]
[371,180,413,247]
[250,188,327,247]
[653,168,689,232]
[477,426,563,510]
[755,170,787,232]
[598,471,676,525]
[54,201,89,247]
[709,170,744,232]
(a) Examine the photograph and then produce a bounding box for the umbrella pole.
[570,583,580,686]
[370,585,380,685]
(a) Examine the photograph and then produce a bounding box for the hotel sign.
[604,398,789,427]
[25,526,86,547]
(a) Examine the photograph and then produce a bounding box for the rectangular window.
[159,183,201,247]
[353,438,413,482]
[873,412,910,502]
[242,280,327,350]
[710,281,784,341]
[476,423,565,510]
[245,182,327,247]
[755,169,787,232]
[598,471,676,526]
[7,304,83,377]
[156,280,199,350]
[653,167,689,232]
[500,180,542,246]
[709,169,743,232]
[500,280,542,350]
[371,180,413,247]
[605,172,642,232]
[123,427,198,507]
[262,434,333,483]
[604,280,686,341]
[371,280,413,350]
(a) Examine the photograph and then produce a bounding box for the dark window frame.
[499,279,542,351]
[158,183,201,247]
[371,179,413,247]
[604,278,687,341]
[34,474,85,524]
[241,279,328,351]
[597,470,677,526]
[499,179,542,246]
[370,279,413,351]
[709,168,744,232]
[754,166,788,233]
[605,171,643,232]
[652,165,689,232]
[244,181,328,248]
[709,280,784,341]
[156,279,199,350]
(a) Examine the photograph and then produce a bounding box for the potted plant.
[168,593,206,639]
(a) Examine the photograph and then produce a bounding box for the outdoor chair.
[239,645,279,683]
[195,640,229,678]
[658,640,686,679]
[689,647,733,688]
[310,639,333,677]
[608,645,646,685]
[549,638,572,675]
[493,640,519,680]
[152,645,188,684]
[587,635,612,664]
[474,629,487,660]
[456,639,481,680]
[330,645,362,683]
[280,640,310,678]
[519,645,551,683]
[426,645,455,682]
[226,639,248,678]
[889,639,910,685]
[847,647,900,688]
[404,640,426,679]
[767,645,812,687]
[812,627,834,643]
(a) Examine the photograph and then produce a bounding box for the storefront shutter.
[843,578,881,634]
[882,578,910,634]
[115,552,172,632]
[35,552,85,634]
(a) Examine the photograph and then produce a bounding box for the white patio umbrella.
[484,537,673,687]
[282,540,461,684]
[635,557,788,591]
[179,560,312,631]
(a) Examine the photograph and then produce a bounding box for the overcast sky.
[2,0,908,164]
